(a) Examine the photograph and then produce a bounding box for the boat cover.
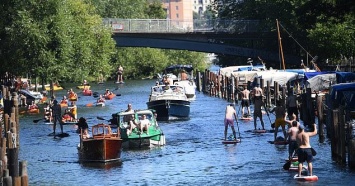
[329,83,355,108]
[304,71,335,81]
[336,72,355,83]
[306,74,336,92]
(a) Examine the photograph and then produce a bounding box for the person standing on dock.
[296,124,317,177]
[224,104,238,141]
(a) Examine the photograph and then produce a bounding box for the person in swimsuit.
[270,100,286,141]
[296,123,317,177]
[288,121,299,160]
[241,84,251,117]
[224,104,237,141]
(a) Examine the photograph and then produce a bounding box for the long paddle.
[263,101,273,126]
[234,101,242,141]
[283,160,291,170]
[33,118,43,123]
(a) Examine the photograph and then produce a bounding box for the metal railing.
[102,18,260,33]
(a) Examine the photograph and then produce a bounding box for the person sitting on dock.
[241,84,251,117]
[224,104,238,141]
[270,100,287,141]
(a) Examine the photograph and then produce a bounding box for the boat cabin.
[91,123,119,139]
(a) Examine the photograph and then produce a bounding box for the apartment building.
[162,0,193,29]
[193,0,213,15]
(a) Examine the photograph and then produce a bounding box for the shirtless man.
[288,121,299,160]
[224,104,238,141]
[241,85,251,117]
[296,124,317,177]
[252,84,263,102]
[270,101,287,141]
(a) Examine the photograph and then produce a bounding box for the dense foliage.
[0,0,208,83]
[211,0,355,67]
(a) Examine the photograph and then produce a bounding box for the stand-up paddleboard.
[252,129,267,133]
[96,102,105,107]
[273,140,289,145]
[48,132,70,138]
[289,163,308,171]
[222,138,241,144]
[240,116,253,121]
[294,174,318,182]
[44,122,54,125]
[115,81,125,84]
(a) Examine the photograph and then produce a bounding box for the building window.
[176,6,178,10]
[176,13,179,18]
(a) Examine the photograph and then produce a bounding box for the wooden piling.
[349,139,355,169]
[316,95,325,143]
[20,161,28,186]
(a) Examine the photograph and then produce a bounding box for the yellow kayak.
[76,85,91,90]
[45,85,63,91]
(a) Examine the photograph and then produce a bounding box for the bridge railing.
[103,19,260,33]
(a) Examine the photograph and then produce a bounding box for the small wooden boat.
[27,108,40,114]
[78,123,122,163]
[96,102,105,107]
[77,85,91,90]
[82,89,93,96]
[104,94,115,100]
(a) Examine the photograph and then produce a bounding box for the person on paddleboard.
[51,99,64,135]
[269,100,287,141]
[240,84,251,117]
[288,121,299,160]
[252,85,265,130]
[296,124,317,177]
[117,65,124,83]
[224,104,237,141]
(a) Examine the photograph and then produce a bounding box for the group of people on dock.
[224,83,318,177]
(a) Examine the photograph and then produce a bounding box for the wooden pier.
[0,85,28,186]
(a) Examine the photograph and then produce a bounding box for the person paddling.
[296,124,317,177]
[224,104,238,141]
[51,99,64,135]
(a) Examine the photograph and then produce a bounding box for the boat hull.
[79,138,122,163]
[147,99,190,120]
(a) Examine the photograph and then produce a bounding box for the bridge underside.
[113,34,301,65]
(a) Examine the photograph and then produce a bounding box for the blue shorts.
[288,140,298,156]
[297,148,313,163]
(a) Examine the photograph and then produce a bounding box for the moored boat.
[113,109,165,148]
[147,85,190,121]
[158,64,197,100]
[78,123,122,163]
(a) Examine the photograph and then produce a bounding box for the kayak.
[76,85,91,90]
[45,85,63,91]
[27,108,40,114]
[104,94,115,100]
[82,89,93,96]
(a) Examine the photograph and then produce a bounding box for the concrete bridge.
[103,19,301,64]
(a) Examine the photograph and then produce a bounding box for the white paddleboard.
[294,174,318,182]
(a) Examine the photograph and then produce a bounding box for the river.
[18,78,355,186]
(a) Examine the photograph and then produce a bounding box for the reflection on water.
[18,79,355,185]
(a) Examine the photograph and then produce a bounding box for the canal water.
[18,79,354,186]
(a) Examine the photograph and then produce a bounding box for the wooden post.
[266,81,271,107]
[348,139,355,169]
[3,169,12,186]
[338,106,346,164]
[196,71,201,92]
[274,81,279,105]
[317,95,325,143]
[20,161,28,186]
[331,110,339,159]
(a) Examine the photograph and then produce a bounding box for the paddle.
[234,101,242,141]
[263,101,273,125]
[97,116,110,121]
[33,118,43,123]
[283,160,291,170]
